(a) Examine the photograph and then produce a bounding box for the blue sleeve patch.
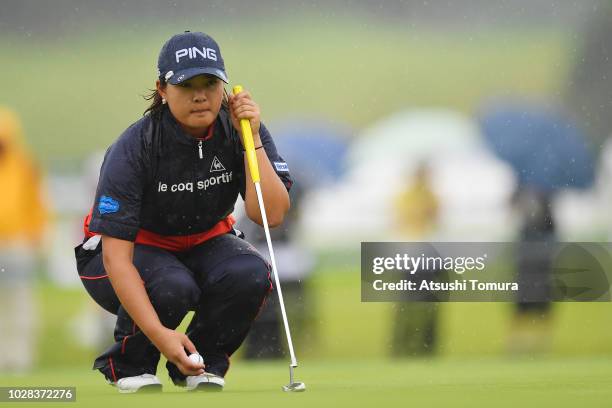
[274,162,289,172]
[98,195,120,215]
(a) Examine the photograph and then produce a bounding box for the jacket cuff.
[88,217,139,241]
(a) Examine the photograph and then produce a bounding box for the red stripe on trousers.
[79,275,108,280]
[109,357,117,382]
[121,323,137,354]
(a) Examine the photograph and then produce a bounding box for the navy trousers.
[77,233,272,383]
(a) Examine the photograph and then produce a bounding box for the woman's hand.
[228,89,261,144]
[149,327,205,377]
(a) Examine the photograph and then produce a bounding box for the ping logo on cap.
[158,32,228,84]
[175,47,218,63]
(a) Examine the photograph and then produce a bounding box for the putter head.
[282,382,306,392]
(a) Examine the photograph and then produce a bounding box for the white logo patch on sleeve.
[274,162,289,172]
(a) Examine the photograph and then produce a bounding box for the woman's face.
[158,74,224,137]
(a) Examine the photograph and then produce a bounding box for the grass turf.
[1,357,612,407]
[33,262,612,368]
[11,258,612,407]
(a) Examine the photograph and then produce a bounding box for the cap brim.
[168,67,228,84]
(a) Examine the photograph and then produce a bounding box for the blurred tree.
[566,0,612,151]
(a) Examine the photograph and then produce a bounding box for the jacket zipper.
[192,141,201,250]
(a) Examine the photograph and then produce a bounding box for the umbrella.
[347,109,483,166]
[268,119,352,190]
[479,102,595,192]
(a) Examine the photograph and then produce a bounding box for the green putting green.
[1,357,611,407]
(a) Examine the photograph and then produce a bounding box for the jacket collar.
[161,106,217,146]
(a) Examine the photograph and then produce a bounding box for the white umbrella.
[348,109,482,167]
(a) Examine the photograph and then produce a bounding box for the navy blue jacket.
[87,105,292,243]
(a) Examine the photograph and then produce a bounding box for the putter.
[233,86,306,393]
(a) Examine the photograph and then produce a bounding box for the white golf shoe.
[185,372,225,391]
[112,373,163,393]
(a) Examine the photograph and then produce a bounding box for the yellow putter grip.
[232,85,260,183]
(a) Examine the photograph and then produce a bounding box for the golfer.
[74,31,292,393]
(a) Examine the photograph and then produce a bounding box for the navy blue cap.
[157,31,228,84]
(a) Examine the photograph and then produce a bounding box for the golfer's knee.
[150,270,201,310]
[224,255,272,297]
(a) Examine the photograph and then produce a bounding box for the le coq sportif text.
[372,253,487,275]
[157,172,233,193]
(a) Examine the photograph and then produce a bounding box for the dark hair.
[143,78,166,118]
[143,78,230,118]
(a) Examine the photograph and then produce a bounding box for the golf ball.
[188,353,204,365]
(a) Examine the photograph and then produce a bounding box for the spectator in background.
[0,107,48,372]
[394,163,439,239]
[508,186,555,354]
[392,162,440,356]
[479,100,591,354]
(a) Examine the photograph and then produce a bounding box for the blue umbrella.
[268,119,352,190]
[479,102,595,192]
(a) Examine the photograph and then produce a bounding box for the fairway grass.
[1,357,611,407]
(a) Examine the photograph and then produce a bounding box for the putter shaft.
[232,85,302,389]
[254,182,298,367]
